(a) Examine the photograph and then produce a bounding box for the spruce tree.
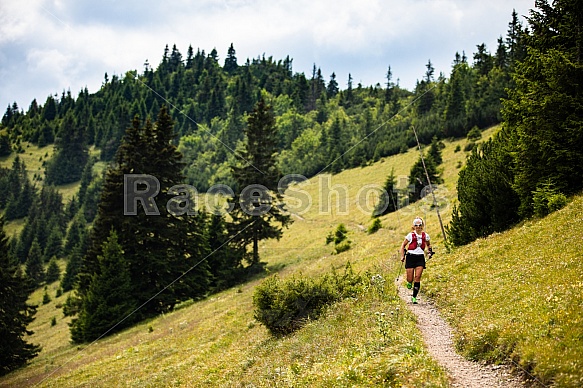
[224,43,238,74]
[63,214,86,256]
[374,168,398,217]
[408,152,442,202]
[25,238,44,287]
[0,133,11,157]
[502,0,583,217]
[61,242,84,292]
[229,98,292,269]
[443,61,471,137]
[327,72,339,98]
[76,107,211,327]
[45,257,61,284]
[326,117,345,174]
[71,229,136,343]
[207,212,245,291]
[45,111,88,185]
[426,136,444,166]
[447,135,520,245]
[43,227,63,262]
[5,169,35,221]
[0,216,41,375]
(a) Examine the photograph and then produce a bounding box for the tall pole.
[411,126,447,243]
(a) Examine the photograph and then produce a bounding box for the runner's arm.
[400,238,409,262]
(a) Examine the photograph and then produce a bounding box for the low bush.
[325,223,352,253]
[533,181,567,217]
[253,263,365,335]
[367,218,382,234]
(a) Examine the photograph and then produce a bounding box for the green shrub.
[466,126,482,141]
[367,218,382,234]
[326,224,352,253]
[325,232,334,245]
[533,182,568,218]
[42,290,51,305]
[334,223,348,244]
[253,263,364,335]
[334,240,351,254]
[548,193,568,212]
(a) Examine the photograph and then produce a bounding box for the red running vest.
[408,232,426,250]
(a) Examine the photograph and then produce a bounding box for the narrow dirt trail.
[396,281,525,387]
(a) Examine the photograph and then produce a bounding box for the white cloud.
[0,0,534,110]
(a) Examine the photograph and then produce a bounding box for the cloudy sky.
[0,0,534,111]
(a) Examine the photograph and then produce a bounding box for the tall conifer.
[74,107,210,338]
[0,216,40,375]
[502,0,583,216]
[71,229,136,343]
[229,99,292,269]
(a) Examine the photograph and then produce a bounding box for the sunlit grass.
[2,142,54,177]
[424,194,583,387]
[1,130,499,387]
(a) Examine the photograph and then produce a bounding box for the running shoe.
[411,296,418,304]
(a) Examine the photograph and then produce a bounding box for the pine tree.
[0,216,41,375]
[25,238,44,287]
[327,72,339,98]
[77,107,211,326]
[43,227,63,262]
[207,212,245,291]
[71,229,136,343]
[45,257,61,284]
[229,98,292,269]
[45,111,89,185]
[374,168,398,217]
[0,133,11,157]
[502,0,583,216]
[447,135,520,245]
[408,151,442,202]
[224,43,238,74]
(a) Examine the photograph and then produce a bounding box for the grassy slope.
[5,125,580,386]
[425,195,583,387]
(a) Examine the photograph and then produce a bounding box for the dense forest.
[1,0,582,376]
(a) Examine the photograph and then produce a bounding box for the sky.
[0,0,535,112]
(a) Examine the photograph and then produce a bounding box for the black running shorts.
[405,253,426,269]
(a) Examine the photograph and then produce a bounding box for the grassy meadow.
[3,124,581,387]
[425,194,583,387]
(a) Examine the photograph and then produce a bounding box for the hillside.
[2,123,581,387]
[0,126,483,386]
